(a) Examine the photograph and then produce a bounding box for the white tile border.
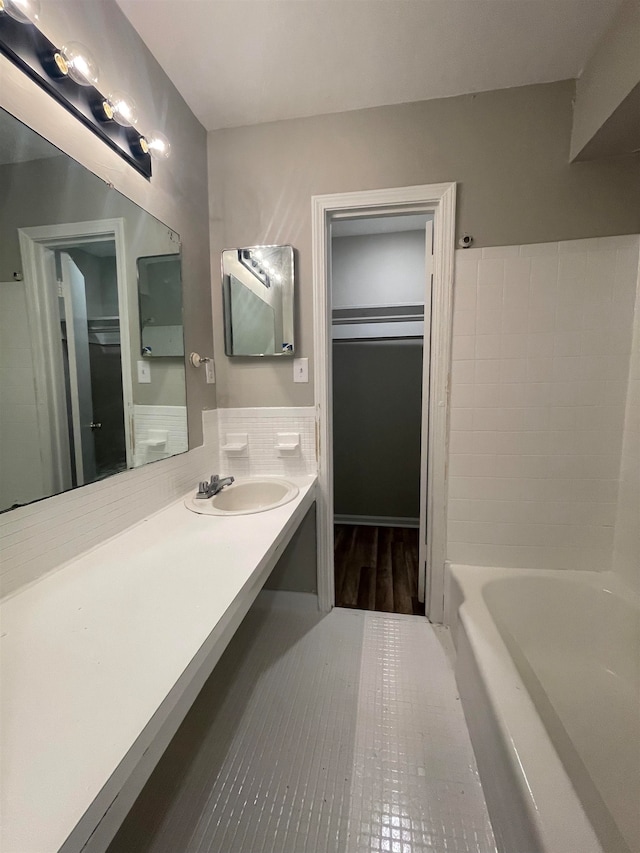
[0,410,218,599]
[217,406,317,478]
[0,407,317,598]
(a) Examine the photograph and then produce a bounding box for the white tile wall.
[448,235,640,572]
[217,407,317,478]
[0,410,218,598]
[132,404,188,467]
[0,404,316,599]
[613,266,640,593]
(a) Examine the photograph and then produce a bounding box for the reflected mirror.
[222,245,295,356]
[137,254,184,357]
[0,107,188,513]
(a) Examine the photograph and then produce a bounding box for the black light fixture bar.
[0,14,152,178]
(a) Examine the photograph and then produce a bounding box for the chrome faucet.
[195,474,235,499]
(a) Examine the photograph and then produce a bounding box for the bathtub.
[447,565,639,853]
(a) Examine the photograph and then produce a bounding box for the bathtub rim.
[447,564,621,853]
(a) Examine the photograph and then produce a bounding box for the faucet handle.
[196,481,210,499]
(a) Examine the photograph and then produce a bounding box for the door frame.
[311,183,456,623]
[18,219,133,493]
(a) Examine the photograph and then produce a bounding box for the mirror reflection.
[137,254,184,357]
[222,245,295,356]
[0,107,188,513]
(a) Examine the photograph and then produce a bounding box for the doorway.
[18,219,133,497]
[58,245,127,485]
[312,183,456,623]
[331,214,432,615]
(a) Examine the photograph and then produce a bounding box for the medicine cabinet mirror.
[137,254,184,357]
[222,245,295,356]
[0,106,188,514]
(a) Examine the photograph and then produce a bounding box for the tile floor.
[109,594,496,853]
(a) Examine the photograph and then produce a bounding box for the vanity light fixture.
[109,90,138,126]
[239,248,272,289]
[59,42,99,86]
[146,130,171,160]
[0,4,171,178]
[92,97,114,122]
[0,0,40,24]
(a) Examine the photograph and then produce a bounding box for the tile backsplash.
[448,235,640,572]
[217,407,317,479]
[0,411,218,598]
[132,405,189,467]
[0,406,317,599]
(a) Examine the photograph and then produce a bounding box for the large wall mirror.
[0,107,188,514]
[222,245,295,356]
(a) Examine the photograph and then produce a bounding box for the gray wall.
[333,340,423,520]
[208,80,640,409]
[332,231,426,308]
[65,250,116,319]
[264,504,317,593]
[0,0,214,446]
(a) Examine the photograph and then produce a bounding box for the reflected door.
[59,253,96,485]
[58,249,127,486]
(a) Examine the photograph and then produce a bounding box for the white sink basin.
[185,478,299,516]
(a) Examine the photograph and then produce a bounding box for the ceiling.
[332,214,432,238]
[115,0,623,132]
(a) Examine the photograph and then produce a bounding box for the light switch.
[137,360,151,383]
[205,360,216,383]
[293,357,309,383]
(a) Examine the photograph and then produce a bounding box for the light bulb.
[109,91,138,126]
[0,0,40,23]
[146,130,171,160]
[60,42,99,87]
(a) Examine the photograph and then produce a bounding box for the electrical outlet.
[205,359,215,383]
[293,357,309,383]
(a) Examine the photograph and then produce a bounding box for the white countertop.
[0,475,316,853]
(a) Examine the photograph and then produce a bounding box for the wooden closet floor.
[334,525,422,616]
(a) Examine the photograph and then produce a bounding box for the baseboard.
[334,514,419,528]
